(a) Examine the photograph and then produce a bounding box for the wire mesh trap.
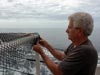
[0,33,40,75]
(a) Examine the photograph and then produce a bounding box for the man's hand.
[39,38,49,47]
[33,43,43,54]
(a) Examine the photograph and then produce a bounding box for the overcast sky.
[0,0,100,28]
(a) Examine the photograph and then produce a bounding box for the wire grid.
[0,33,39,75]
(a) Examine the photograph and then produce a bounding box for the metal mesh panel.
[0,33,40,75]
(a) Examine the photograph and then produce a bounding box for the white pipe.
[95,64,100,75]
[35,52,40,75]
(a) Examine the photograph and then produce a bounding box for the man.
[33,12,98,75]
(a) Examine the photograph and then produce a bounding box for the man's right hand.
[33,43,43,54]
[39,38,49,47]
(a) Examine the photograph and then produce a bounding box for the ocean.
[0,27,100,53]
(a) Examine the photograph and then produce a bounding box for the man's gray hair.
[68,12,94,36]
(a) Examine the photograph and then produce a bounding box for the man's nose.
[66,28,69,33]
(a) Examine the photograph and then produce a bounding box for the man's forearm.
[45,43,65,60]
[40,52,62,75]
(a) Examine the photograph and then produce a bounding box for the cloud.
[1,0,99,20]
[0,0,100,28]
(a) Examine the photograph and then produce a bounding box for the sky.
[0,0,100,28]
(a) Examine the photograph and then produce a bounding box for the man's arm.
[40,51,62,75]
[46,43,65,60]
[39,39,65,60]
[33,44,63,75]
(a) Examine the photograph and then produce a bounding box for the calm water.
[0,28,100,54]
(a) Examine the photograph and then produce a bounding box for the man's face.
[66,20,80,41]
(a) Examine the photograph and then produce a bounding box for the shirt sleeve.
[59,47,86,75]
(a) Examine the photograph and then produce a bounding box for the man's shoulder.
[78,44,98,57]
[78,39,96,51]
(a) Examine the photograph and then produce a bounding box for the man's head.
[66,12,94,42]
[68,12,94,36]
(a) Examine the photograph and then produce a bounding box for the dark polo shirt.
[59,39,98,75]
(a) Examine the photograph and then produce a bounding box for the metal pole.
[35,52,40,75]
